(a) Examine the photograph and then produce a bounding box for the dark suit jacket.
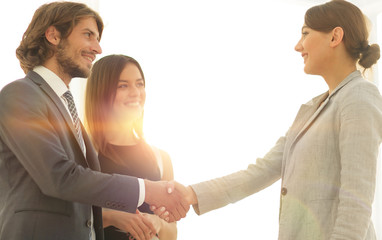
[0,71,140,240]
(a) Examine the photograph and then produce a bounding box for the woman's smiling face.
[111,63,146,122]
[294,25,333,76]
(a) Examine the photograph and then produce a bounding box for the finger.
[172,197,187,220]
[127,228,141,240]
[137,210,157,239]
[152,206,166,218]
[131,219,146,240]
[142,226,152,240]
[171,181,190,219]
[136,219,152,240]
[141,215,157,237]
[158,210,169,222]
[154,208,169,221]
[166,214,175,223]
[179,197,190,218]
[168,206,181,221]
[168,202,183,222]
[172,194,185,221]
[161,211,169,218]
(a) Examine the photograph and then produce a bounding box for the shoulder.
[341,75,381,98]
[2,71,44,91]
[333,76,382,124]
[148,145,171,161]
[158,148,173,172]
[1,74,44,102]
[0,77,45,118]
[1,76,32,95]
[158,148,171,163]
[149,145,174,180]
[333,75,382,110]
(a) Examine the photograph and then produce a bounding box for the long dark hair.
[85,54,146,153]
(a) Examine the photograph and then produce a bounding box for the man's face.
[56,17,102,78]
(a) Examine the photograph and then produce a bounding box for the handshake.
[144,180,198,222]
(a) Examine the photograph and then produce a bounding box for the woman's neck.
[322,48,357,94]
[323,62,356,95]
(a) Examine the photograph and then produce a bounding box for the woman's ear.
[45,26,61,46]
[329,27,344,48]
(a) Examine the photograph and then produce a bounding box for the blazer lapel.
[282,71,361,178]
[289,71,360,146]
[27,71,90,168]
[291,92,329,146]
[281,91,329,178]
[81,123,101,171]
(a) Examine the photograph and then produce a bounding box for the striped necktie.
[63,90,85,153]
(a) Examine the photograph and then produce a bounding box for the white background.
[1,1,381,239]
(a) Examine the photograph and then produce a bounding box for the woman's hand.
[103,209,157,240]
[141,212,178,240]
[141,212,163,233]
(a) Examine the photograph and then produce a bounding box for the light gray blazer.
[0,71,140,240]
[191,71,382,240]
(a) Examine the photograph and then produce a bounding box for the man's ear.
[45,26,61,46]
[329,26,344,48]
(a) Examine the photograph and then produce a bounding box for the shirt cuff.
[137,178,145,207]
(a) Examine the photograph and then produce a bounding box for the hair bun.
[359,43,380,69]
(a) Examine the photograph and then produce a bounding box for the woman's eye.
[118,84,128,88]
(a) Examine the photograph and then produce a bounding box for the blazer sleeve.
[330,82,382,239]
[0,80,139,213]
[191,135,284,215]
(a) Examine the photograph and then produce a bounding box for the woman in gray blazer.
[156,0,382,239]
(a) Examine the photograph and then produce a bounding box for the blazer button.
[86,220,92,228]
[281,187,288,196]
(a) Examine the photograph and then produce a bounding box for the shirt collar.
[33,66,69,97]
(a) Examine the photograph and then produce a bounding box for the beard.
[56,40,89,78]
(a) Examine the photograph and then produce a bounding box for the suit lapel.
[27,71,91,168]
[81,122,100,171]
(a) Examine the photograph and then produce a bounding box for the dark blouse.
[99,141,161,240]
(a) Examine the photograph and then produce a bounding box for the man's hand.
[149,181,198,221]
[166,181,198,205]
[144,180,190,222]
